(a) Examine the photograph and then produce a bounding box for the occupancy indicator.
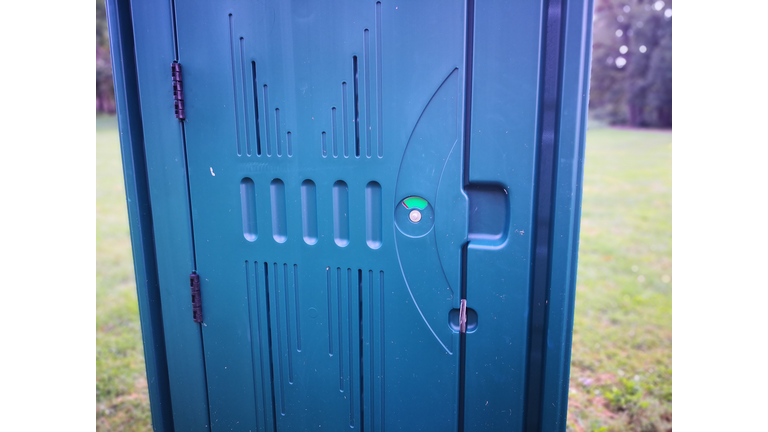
[402,196,429,210]
[396,196,433,236]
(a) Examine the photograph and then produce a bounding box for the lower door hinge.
[190,273,202,323]
[172,62,185,120]
[459,299,467,334]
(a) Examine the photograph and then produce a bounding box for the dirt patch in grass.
[96,377,151,432]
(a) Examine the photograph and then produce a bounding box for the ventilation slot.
[301,180,318,245]
[251,61,262,156]
[333,181,350,247]
[262,262,279,425]
[263,85,272,156]
[270,179,287,243]
[240,177,258,242]
[332,107,339,157]
[364,29,372,158]
[228,14,242,156]
[270,262,286,414]
[366,181,382,249]
[353,56,360,157]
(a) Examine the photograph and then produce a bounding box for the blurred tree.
[589,0,672,127]
[93,0,671,124]
[97,0,115,113]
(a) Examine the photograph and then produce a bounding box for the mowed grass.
[567,128,672,432]
[96,118,671,431]
[96,115,152,431]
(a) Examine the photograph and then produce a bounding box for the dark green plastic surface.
[105,0,174,428]
[176,3,465,430]
[108,0,593,430]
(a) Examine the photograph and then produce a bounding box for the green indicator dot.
[402,196,428,210]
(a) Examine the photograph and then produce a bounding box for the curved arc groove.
[392,67,463,354]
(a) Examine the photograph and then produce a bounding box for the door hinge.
[190,272,202,323]
[459,299,467,334]
[171,62,185,120]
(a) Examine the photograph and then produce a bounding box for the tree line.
[96,0,671,128]
[96,0,115,113]
[590,0,672,127]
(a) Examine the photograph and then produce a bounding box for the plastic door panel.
[175,1,468,430]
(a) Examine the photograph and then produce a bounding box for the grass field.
[96,118,671,432]
[97,116,152,431]
[567,128,672,432]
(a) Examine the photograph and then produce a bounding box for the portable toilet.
[106,0,594,430]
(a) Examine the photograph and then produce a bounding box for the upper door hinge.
[190,272,202,323]
[172,62,185,120]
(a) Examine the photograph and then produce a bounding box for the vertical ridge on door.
[363,30,372,158]
[342,82,350,157]
[375,1,383,158]
[250,61,263,156]
[379,271,385,432]
[228,14,242,156]
[366,270,374,432]
[263,263,278,431]
[282,264,294,384]
[357,270,365,430]
[337,267,344,393]
[239,37,252,156]
[293,265,302,353]
[246,261,273,432]
[275,109,283,156]
[270,263,286,415]
[263,85,272,156]
[331,107,339,157]
[347,268,356,428]
[353,56,360,157]
[326,267,334,357]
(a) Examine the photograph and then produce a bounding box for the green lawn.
[96,119,671,432]
[567,128,672,432]
[96,115,152,431]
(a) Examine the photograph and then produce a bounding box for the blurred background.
[96,1,671,431]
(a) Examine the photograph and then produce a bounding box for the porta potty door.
[177,2,467,430]
[107,0,593,430]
